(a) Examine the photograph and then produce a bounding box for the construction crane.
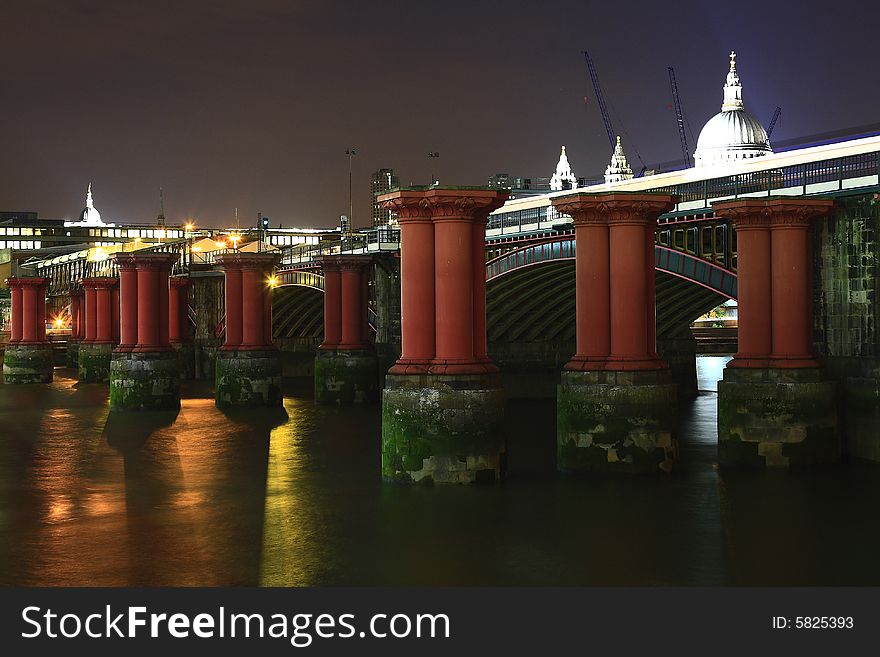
[767,106,782,138]
[583,50,615,151]
[667,67,691,167]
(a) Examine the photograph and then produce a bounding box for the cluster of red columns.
[713,198,834,369]
[551,193,675,372]
[168,277,190,345]
[216,253,276,350]
[80,278,119,346]
[320,257,370,351]
[111,253,178,352]
[379,188,508,375]
[6,278,49,345]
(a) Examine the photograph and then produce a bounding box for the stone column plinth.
[78,277,118,383]
[109,253,180,410]
[552,193,678,474]
[215,253,281,408]
[169,276,195,379]
[377,187,508,484]
[314,256,378,405]
[713,198,837,468]
[3,277,53,384]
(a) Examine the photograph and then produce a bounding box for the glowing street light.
[267,275,279,288]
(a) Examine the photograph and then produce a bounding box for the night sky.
[2,0,878,229]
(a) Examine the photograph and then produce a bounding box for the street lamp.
[345,147,357,237]
[428,151,440,185]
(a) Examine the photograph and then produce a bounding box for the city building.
[370,168,399,227]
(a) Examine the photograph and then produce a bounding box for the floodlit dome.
[694,51,772,167]
[78,182,103,224]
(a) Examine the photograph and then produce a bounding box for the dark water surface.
[1,357,879,586]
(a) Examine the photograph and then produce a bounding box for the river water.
[1,356,878,586]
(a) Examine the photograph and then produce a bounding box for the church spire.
[721,50,744,112]
[604,136,633,184]
[550,145,578,191]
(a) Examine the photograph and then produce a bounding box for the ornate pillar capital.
[553,192,676,226]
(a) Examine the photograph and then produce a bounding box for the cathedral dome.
[78,183,103,224]
[694,51,772,167]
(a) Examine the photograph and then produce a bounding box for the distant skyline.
[1,0,879,228]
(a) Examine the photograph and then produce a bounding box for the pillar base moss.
[382,372,505,484]
[315,349,379,405]
[557,369,678,474]
[2,344,53,384]
[66,340,80,368]
[172,341,196,380]
[78,342,113,383]
[845,377,880,462]
[215,349,282,408]
[717,367,839,468]
[110,351,180,411]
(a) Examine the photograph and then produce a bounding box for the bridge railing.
[278,227,400,266]
[487,148,880,235]
[20,239,191,298]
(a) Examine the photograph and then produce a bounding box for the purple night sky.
[1,0,878,228]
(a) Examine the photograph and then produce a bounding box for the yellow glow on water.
[259,399,317,586]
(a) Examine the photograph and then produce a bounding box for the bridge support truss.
[215,252,281,408]
[714,198,839,468]
[314,256,378,405]
[109,253,180,410]
[378,188,509,484]
[78,277,119,383]
[552,193,678,474]
[2,277,53,384]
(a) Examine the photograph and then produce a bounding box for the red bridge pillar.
[109,252,180,410]
[169,276,195,379]
[314,255,377,405]
[713,198,837,468]
[66,289,85,368]
[551,192,678,474]
[377,187,509,484]
[3,277,53,384]
[78,277,118,383]
[215,253,281,407]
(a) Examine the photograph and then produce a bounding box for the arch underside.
[273,261,729,343]
[272,285,324,340]
[487,261,727,343]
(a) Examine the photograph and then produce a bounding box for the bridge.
[4,134,880,481]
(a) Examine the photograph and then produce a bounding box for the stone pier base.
[557,369,678,474]
[172,341,196,380]
[717,367,839,468]
[314,349,379,404]
[845,377,880,462]
[110,351,180,411]
[381,372,506,484]
[78,342,114,383]
[66,340,80,368]
[2,344,54,384]
[215,349,282,408]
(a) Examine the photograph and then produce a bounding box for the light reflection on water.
[1,358,879,586]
